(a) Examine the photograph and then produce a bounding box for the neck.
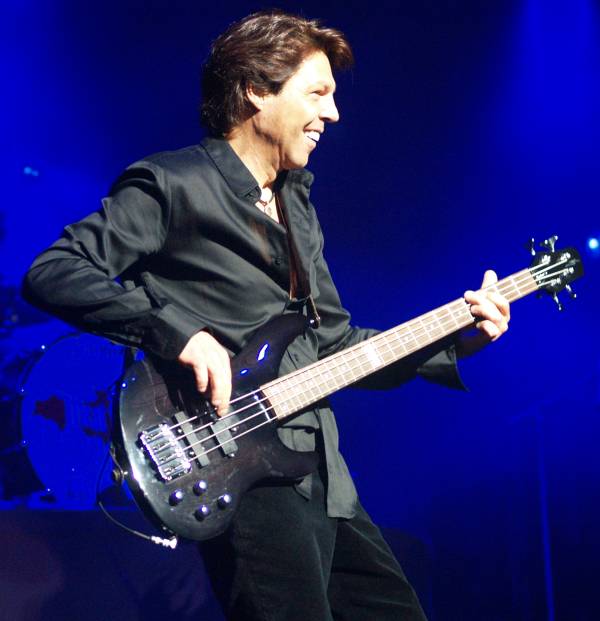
[227,127,279,190]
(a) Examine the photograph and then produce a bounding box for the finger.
[216,351,233,416]
[477,294,510,333]
[478,319,501,341]
[465,289,498,306]
[487,291,510,322]
[480,269,498,289]
[471,300,505,327]
[208,356,232,417]
[466,289,509,324]
[465,270,499,303]
[194,362,209,393]
[464,290,484,305]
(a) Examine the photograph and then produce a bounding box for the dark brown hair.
[200,10,353,137]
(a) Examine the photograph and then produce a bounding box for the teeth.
[305,130,320,143]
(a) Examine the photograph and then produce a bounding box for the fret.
[508,275,520,296]
[419,316,435,343]
[281,381,304,417]
[260,259,572,422]
[304,365,339,405]
[396,324,419,353]
[300,373,319,403]
[448,302,462,329]
[361,341,383,371]
[371,337,392,367]
[310,371,331,402]
[328,366,344,390]
[279,385,298,417]
[347,347,363,377]
[432,308,446,337]
[498,269,536,302]
[289,377,307,411]
[428,311,446,340]
[320,366,340,391]
[417,314,439,345]
[506,276,520,299]
[285,380,306,413]
[452,299,472,327]
[379,336,397,365]
[262,383,283,419]
[339,359,357,382]
[324,363,343,393]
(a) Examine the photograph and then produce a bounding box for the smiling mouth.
[305,130,321,144]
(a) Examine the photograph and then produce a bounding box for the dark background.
[1,1,599,620]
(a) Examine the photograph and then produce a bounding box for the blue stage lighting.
[587,237,599,251]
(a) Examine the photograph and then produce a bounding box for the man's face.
[253,50,339,171]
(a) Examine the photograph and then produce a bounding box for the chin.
[284,154,310,170]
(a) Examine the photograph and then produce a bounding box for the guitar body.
[111,241,583,542]
[113,313,318,541]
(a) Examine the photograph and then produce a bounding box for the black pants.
[200,468,427,621]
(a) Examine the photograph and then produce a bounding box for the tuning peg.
[541,235,558,253]
[527,238,536,256]
[565,284,577,299]
[552,293,563,311]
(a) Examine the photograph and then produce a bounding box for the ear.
[246,83,269,111]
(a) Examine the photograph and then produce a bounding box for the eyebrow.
[311,80,337,93]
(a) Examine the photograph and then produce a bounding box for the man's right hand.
[177,331,232,417]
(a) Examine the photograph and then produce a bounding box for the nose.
[320,93,339,124]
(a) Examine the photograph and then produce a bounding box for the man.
[23,11,509,621]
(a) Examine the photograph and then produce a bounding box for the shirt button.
[274,256,282,265]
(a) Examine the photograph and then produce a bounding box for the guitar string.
[183,260,557,458]
[171,269,565,464]
[167,283,560,465]
[165,258,560,440]
[183,308,485,458]
[160,260,569,450]
[171,295,478,441]
[176,308,473,451]
[168,263,570,460]
[180,265,571,463]
[163,297,474,434]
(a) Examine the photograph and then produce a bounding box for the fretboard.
[262,267,538,419]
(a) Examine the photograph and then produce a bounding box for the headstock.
[528,235,584,310]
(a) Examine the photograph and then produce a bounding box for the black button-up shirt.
[22,137,462,518]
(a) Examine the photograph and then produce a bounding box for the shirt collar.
[201,136,314,201]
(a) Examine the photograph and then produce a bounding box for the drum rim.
[12,331,125,507]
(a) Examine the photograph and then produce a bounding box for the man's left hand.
[456,269,510,359]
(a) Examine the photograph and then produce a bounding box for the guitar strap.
[276,193,321,330]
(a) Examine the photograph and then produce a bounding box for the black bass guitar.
[112,238,583,542]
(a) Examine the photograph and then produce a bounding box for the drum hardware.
[0,331,125,508]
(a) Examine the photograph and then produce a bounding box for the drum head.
[19,332,125,509]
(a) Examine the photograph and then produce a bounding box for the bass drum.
[18,332,125,509]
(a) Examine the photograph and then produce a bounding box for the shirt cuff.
[143,303,205,360]
[417,344,468,391]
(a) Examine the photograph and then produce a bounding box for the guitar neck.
[262,267,538,420]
